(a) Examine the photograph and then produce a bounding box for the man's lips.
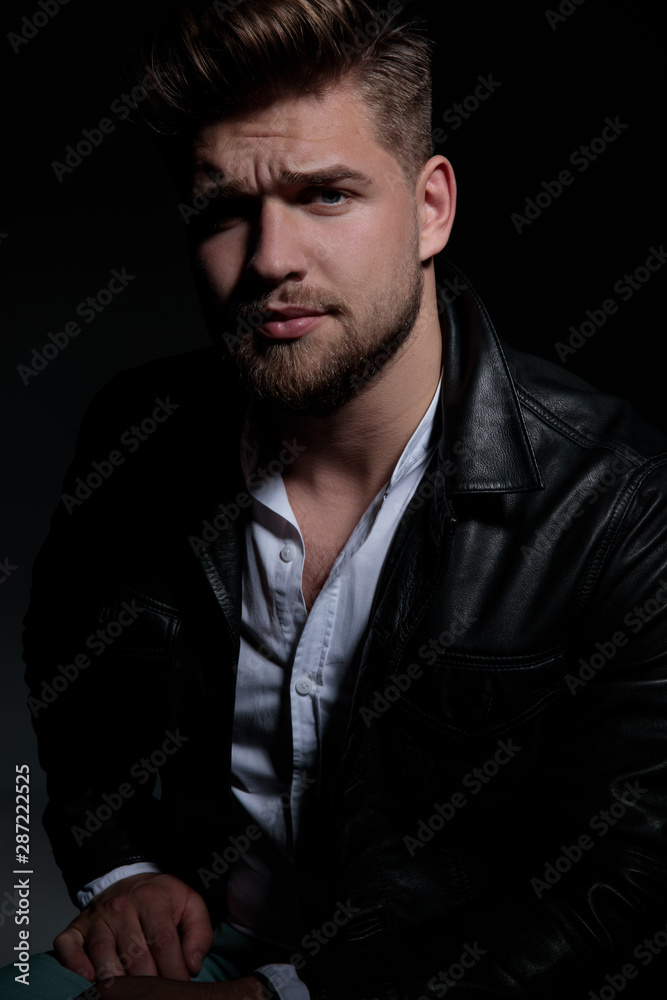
[257,308,329,339]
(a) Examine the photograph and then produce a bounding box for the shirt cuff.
[255,963,311,1000]
[76,862,162,908]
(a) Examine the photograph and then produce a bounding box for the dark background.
[2,0,665,968]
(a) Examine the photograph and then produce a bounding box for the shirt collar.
[385,367,443,492]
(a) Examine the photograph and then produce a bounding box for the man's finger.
[179,892,215,977]
[138,911,191,980]
[53,926,96,982]
[86,923,138,980]
[110,918,161,978]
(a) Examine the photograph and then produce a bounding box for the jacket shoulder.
[502,340,667,462]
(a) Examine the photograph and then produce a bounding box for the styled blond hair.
[137,0,434,186]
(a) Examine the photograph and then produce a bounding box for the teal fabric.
[0,920,273,999]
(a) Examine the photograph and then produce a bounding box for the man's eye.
[195,199,250,234]
[311,189,349,206]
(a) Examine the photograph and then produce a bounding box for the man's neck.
[271,311,444,504]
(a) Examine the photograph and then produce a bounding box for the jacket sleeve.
[23,377,171,905]
[296,459,667,999]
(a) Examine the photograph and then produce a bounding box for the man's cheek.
[197,241,245,298]
[306,233,329,268]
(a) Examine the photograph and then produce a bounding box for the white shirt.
[80,371,444,999]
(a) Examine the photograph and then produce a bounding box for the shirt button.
[295,676,313,695]
[280,544,295,563]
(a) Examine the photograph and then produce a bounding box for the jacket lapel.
[436,257,543,495]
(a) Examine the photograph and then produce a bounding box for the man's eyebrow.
[278,166,374,187]
[193,165,374,197]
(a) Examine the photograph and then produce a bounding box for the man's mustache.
[232,289,348,324]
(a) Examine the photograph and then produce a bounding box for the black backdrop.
[2,0,665,968]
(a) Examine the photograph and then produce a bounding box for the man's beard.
[220,236,425,417]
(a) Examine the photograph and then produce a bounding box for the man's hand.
[74,975,267,1000]
[55,873,215,983]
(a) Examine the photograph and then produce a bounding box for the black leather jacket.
[24,259,667,998]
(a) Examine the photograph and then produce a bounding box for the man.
[4,0,667,997]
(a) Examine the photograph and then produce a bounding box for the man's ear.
[418,157,457,260]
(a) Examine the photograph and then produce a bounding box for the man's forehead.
[194,117,348,167]
[192,85,382,181]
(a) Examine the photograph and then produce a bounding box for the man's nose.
[246,200,308,284]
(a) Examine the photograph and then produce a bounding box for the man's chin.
[232,335,358,416]
[236,370,360,417]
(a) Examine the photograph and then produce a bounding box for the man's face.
[193,82,426,416]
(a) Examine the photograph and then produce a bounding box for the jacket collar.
[434,256,543,495]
